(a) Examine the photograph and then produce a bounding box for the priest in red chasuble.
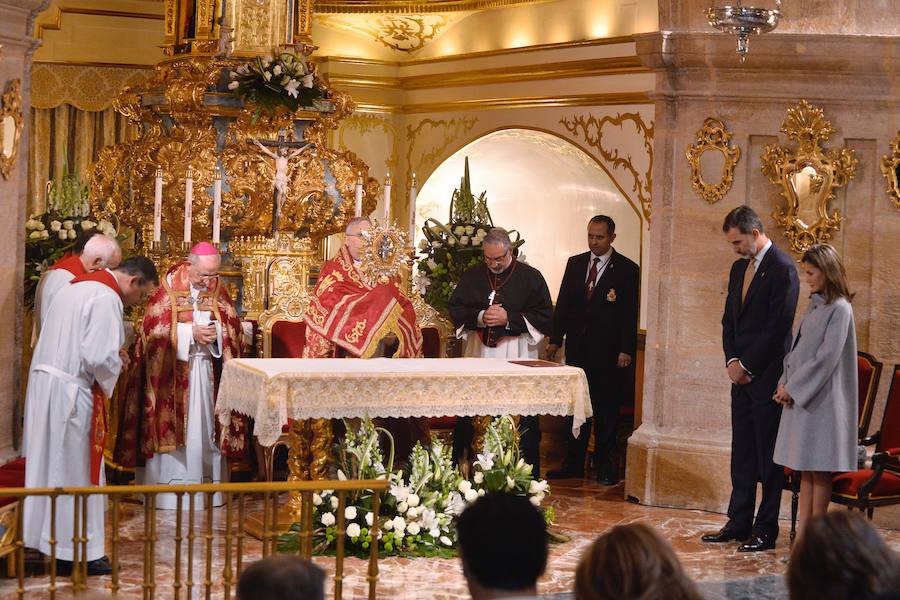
[304,216,427,460]
[305,217,423,359]
[114,242,247,509]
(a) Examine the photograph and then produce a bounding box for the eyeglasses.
[484,249,510,264]
[195,272,218,281]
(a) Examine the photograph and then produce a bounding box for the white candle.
[408,173,418,241]
[184,166,194,244]
[212,167,222,244]
[383,173,392,224]
[354,172,363,217]
[153,166,163,243]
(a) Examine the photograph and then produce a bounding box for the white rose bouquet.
[228,50,324,116]
[24,210,124,311]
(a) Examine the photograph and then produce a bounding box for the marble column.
[626,4,899,527]
[0,0,50,459]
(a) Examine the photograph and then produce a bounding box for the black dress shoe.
[55,556,113,577]
[546,466,583,479]
[738,534,776,552]
[87,556,113,576]
[597,470,619,486]
[701,527,751,543]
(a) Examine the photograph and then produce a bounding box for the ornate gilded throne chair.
[242,247,317,481]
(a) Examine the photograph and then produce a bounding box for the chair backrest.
[857,351,884,440]
[270,320,307,358]
[875,365,900,453]
[412,295,454,358]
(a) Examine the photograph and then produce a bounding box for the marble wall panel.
[629,27,900,525]
[0,0,50,458]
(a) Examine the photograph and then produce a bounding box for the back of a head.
[456,492,548,594]
[72,228,101,255]
[788,511,900,600]
[237,555,325,600]
[575,523,702,600]
[82,233,122,267]
[114,255,160,286]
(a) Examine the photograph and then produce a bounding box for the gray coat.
[773,294,858,472]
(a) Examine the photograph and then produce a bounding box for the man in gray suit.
[702,206,799,552]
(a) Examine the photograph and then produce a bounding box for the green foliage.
[228,51,324,118]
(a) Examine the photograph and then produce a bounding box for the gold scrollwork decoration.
[560,112,654,222]
[762,100,858,253]
[685,117,741,204]
[0,79,23,181]
[880,131,900,210]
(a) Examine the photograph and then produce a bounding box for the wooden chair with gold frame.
[254,257,314,482]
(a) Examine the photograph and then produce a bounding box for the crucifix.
[249,131,314,234]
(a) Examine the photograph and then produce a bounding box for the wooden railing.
[0,479,388,599]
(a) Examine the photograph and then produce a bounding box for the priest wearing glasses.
[449,228,553,474]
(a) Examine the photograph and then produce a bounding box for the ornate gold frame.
[0,79,23,181]
[762,100,858,253]
[685,117,741,204]
[880,131,900,210]
[359,223,412,287]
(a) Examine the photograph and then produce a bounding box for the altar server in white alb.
[773,243,858,541]
[448,228,554,473]
[23,256,159,576]
[32,230,121,345]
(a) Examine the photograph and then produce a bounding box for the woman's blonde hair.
[801,243,852,304]
[574,523,703,600]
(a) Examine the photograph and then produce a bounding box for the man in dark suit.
[545,215,640,485]
[702,205,799,552]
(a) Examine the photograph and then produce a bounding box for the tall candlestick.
[153,166,163,243]
[184,166,194,244]
[408,172,418,242]
[383,172,392,224]
[354,172,363,217]
[212,167,222,244]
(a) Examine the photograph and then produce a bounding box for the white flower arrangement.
[228,49,323,115]
[278,415,553,558]
[24,211,124,312]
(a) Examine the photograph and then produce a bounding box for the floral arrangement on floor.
[228,49,324,116]
[414,157,524,314]
[278,416,551,558]
[24,163,124,311]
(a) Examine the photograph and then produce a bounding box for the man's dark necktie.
[586,257,600,298]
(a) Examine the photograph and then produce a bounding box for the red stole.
[71,269,123,484]
[49,254,87,277]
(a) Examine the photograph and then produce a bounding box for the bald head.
[80,235,122,272]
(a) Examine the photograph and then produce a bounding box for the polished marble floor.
[2,479,898,599]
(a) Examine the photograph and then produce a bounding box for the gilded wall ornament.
[685,118,741,204]
[405,116,479,189]
[762,100,858,253]
[315,14,452,53]
[0,79,23,181]
[880,131,900,210]
[560,112,654,222]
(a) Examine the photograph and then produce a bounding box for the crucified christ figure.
[251,138,313,220]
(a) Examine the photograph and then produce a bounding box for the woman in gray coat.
[773,244,857,541]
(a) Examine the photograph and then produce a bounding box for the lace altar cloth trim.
[216,358,592,447]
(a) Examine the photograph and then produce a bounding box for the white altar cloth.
[216,357,592,447]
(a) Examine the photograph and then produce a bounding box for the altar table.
[217,357,593,447]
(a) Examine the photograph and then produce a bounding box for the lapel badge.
[607,288,617,302]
